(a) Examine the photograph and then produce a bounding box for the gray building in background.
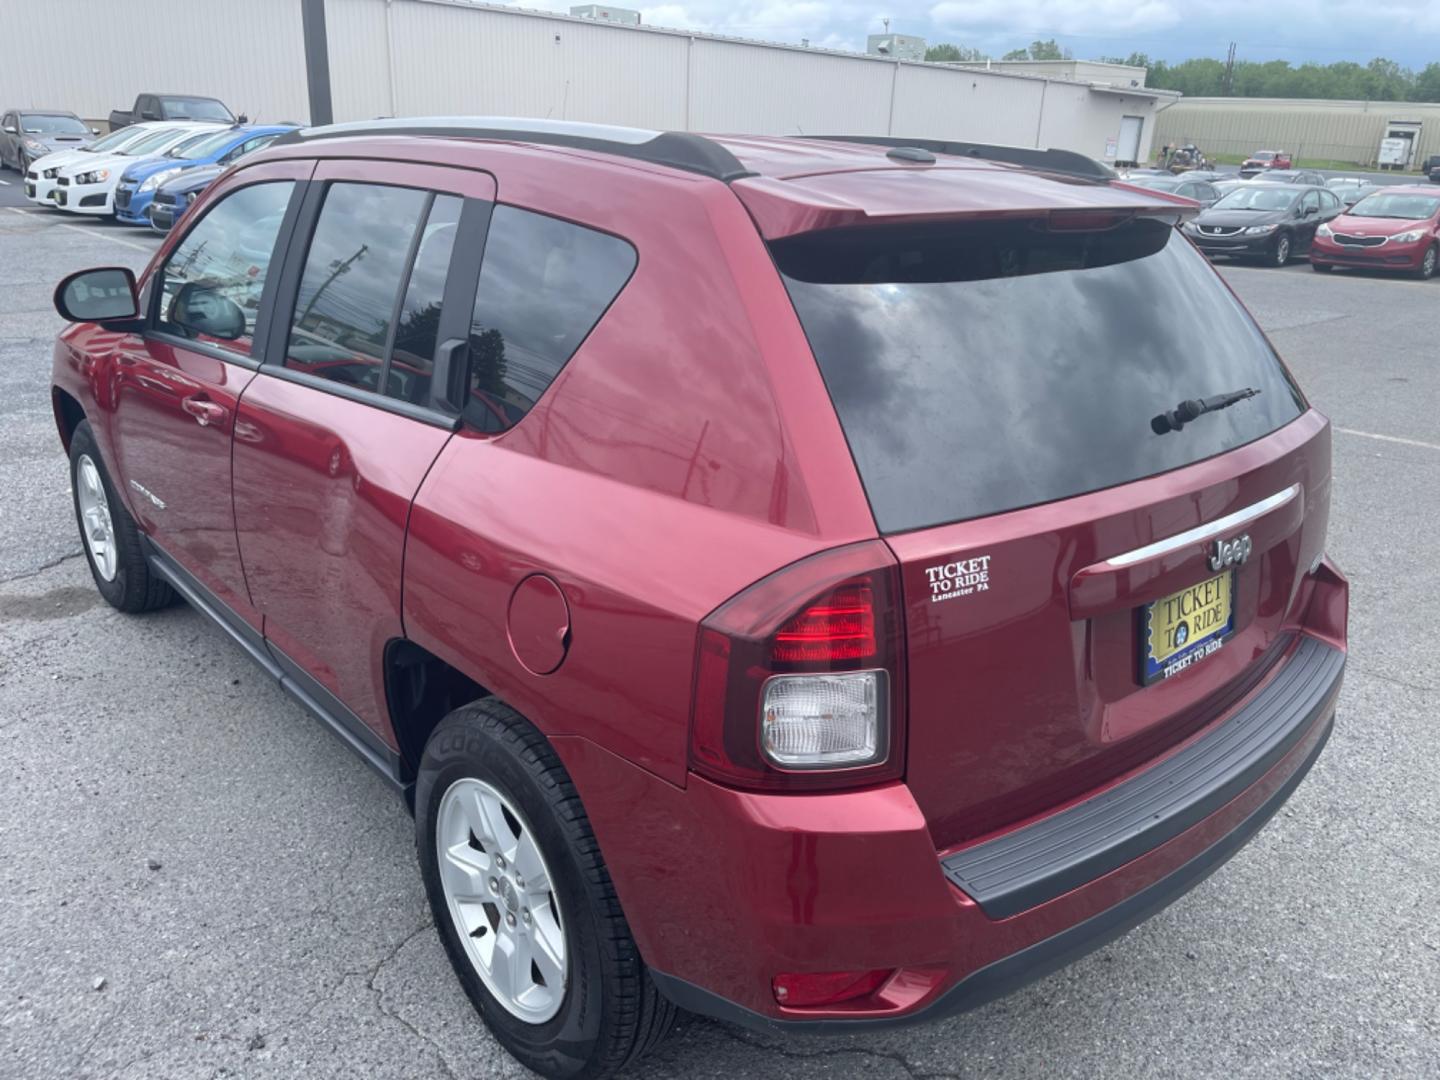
[1155,97,1440,170]
[866,34,927,61]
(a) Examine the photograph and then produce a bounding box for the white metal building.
[2,0,1177,166]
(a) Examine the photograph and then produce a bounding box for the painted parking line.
[1221,264,1438,291]
[5,207,155,252]
[1336,427,1440,453]
[0,178,9,185]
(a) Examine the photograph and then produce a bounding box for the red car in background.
[1240,149,1293,177]
[1311,185,1440,278]
[49,122,1347,1079]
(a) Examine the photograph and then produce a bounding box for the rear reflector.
[773,969,893,1008]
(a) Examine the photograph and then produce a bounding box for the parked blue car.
[148,162,225,234]
[114,123,296,225]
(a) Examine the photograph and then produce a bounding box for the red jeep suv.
[50,120,1347,1078]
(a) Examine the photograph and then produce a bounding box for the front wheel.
[1272,233,1292,267]
[1414,244,1438,280]
[69,420,175,613]
[416,699,676,1079]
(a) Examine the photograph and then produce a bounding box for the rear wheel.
[1414,244,1437,280]
[69,421,174,613]
[416,699,676,1079]
[1272,233,1292,267]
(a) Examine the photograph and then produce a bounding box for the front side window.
[463,206,636,433]
[155,181,296,356]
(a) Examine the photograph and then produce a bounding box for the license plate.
[1141,571,1234,684]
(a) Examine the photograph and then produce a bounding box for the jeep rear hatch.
[771,214,1334,856]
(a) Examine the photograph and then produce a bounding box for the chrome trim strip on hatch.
[1105,484,1302,568]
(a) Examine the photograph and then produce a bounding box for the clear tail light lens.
[689,540,905,792]
[761,672,886,768]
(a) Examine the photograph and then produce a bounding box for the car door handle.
[181,396,226,428]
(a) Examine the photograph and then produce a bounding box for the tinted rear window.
[776,218,1305,533]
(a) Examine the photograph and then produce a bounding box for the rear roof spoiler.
[801,135,1116,182]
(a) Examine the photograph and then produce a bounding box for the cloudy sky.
[518,1,1440,69]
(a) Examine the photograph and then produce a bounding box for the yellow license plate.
[1142,571,1234,683]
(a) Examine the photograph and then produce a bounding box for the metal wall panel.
[891,64,1046,144]
[1040,86,1162,164]
[326,0,396,123]
[1156,98,1440,167]
[687,38,893,135]
[0,0,308,123]
[385,2,688,129]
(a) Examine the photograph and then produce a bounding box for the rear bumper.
[651,705,1334,1033]
[557,627,1345,1030]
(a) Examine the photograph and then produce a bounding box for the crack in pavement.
[0,549,83,585]
[361,919,460,1080]
[702,1019,965,1080]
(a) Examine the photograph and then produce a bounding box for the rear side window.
[285,183,430,396]
[463,206,636,433]
[776,218,1306,533]
[154,180,295,357]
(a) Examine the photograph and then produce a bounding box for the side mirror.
[170,282,246,340]
[1303,205,1318,217]
[237,113,250,124]
[2,124,16,135]
[91,127,100,136]
[54,267,139,324]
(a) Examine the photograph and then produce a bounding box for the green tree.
[1026,38,1069,60]
[1414,63,1440,102]
[925,42,986,62]
[1002,47,1029,61]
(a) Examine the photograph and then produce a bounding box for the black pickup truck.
[108,93,237,130]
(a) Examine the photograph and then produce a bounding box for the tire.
[1312,262,1333,273]
[69,420,175,613]
[1272,233,1292,267]
[1414,244,1438,280]
[17,149,28,175]
[416,699,677,1080]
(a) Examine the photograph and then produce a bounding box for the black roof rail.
[271,117,756,182]
[802,135,1116,181]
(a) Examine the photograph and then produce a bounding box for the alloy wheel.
[75,454,118,582]
[1421,246,1437,280]
[436,777,568,1024]
[1274,235,1290,266]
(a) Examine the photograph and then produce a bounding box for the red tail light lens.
[773,583,876,662]
[689,540,906,792]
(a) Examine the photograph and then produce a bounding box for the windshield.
[775,218,1305,532]
[1251,152,1275,161]
[160,97,234,122]
[1348,193,1440,220]
[169,129,240,160]
[1130,177,1182,192]
[1214,187,1298,211]
[22,114,88,135]
[119,127,202,156]
[84,127,146,153]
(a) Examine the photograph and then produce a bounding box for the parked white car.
[24,123,162,205]
[49,123,221,215]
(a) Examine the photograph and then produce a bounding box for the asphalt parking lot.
[1,200,1437,1080]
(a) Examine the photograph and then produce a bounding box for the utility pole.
[1223,41,1237,96]
[301,0,334,126]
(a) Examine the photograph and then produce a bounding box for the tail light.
[689,540,905,792]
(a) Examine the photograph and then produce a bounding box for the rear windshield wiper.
[1152,387,1262,434]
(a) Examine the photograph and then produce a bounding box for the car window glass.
[463,206,636,434]
[155,181,296,357]
[388,195,462,406]
[284,182,429,394]
[774,219,1305,532]
[1301,191,1320,213]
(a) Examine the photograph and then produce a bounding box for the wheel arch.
[52,387,86,451]
[384,637,491,782]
